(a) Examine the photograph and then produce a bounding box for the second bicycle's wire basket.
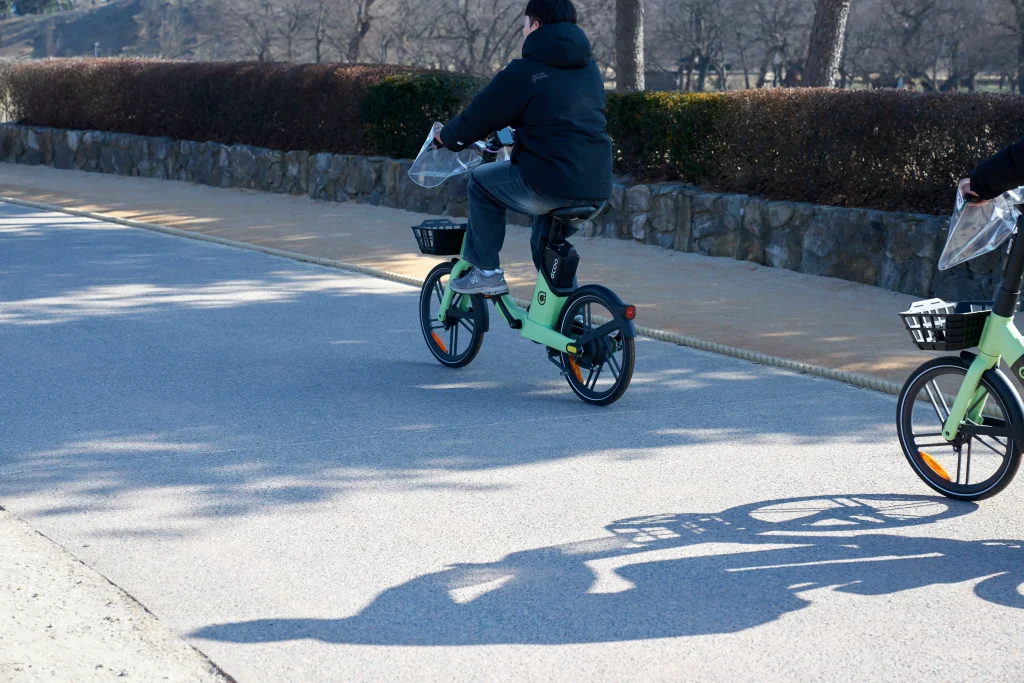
[899,299,992,351]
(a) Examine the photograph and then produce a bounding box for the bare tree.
[275,0,311,61]
[310,0,329,63]
[804,0,853,86]
[615,0,644,89]
[325,0,379,62]
[432,0,523,75]
[651,0,727,91]
[743,0,808,87]
[990,0,1024,92]
[878,0,949,87]
[230,0,278,62]
[371,0,435,65]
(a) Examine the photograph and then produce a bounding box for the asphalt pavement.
[2,203,1023,682]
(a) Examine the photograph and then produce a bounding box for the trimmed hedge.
[704,89,1024,216]
[604,91,724,182]
[7,59,418,155]
[7,59,1024,215]
[361,72,489,158]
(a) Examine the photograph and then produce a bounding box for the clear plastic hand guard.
[407,122,509,189]
[940,185,1024,270]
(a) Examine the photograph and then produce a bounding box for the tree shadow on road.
[190,494,1024,646]
[0,208,903,522]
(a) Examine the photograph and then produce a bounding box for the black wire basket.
[412,219,467,256]
[899,299,993,351]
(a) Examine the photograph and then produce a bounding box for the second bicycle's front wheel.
[558,290,634,406]
[419,262,485,368]
[897,356,1023,501]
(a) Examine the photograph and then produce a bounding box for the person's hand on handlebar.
[959,177,989,206]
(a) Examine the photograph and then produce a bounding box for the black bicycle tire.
[897,356,1022,501]
[558,292,634,406]
[419,262,484,368]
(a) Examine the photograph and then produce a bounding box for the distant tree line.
[21,0,1024,93]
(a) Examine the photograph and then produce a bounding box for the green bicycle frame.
[941,314,1024,440]
[436,239,582,356]
[941,217,1024,440]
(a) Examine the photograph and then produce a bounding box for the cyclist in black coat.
[965,137,1024,201]
[436,0,613,296]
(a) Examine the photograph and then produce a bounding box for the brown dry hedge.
[7,59,419,155]
[702,88,1024,215]
[8,59,1024,215]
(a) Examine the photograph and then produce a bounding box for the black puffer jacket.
[971,136,1024,199]
[440,22,612,201]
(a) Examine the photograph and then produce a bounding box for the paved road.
[1,202,1023,682]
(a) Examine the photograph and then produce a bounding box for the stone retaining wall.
[0,123,998,300]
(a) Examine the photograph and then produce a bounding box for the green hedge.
[604,91,724,183]
[361,72,489,158]
[7,59,1024,215]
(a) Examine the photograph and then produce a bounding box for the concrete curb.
[1,195,904,397]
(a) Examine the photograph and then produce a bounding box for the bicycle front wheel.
[897,356,1022,501]
[419,262,484,368]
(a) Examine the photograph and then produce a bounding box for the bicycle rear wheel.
[419,262,484,368]
[558,291,634,406]
[897,356,1022,501]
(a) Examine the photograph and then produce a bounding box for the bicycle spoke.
[451,320,459,354]
[956,446,962,484]
[973,435,1005,457]
[458,317,474,335]
[924,382,947,423]
[912,432,946,438]
[934,381,952,417]
[434,280,445,305]
[606,344,622,379]
[588,363,603,390]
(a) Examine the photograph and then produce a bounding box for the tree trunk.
[696,54,710,92]
[803,0,853,87]
[736,33,751,89]
[756,54,771,88]
[615,0,644,91]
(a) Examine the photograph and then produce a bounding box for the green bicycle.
[897,212,1024,500]
[412,136,636,406]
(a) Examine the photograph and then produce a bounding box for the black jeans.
[464,161,596,271]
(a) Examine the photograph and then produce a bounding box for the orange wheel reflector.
[568,356,584,383]
[920,451,952,481]
[431,331,448,353]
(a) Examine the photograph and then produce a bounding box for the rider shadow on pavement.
[191,494,1024,646]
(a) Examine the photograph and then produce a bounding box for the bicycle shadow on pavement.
[191,494,1023,646]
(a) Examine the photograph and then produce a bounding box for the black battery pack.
[542,240,579,295]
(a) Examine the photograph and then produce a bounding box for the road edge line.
[1,195,903,397]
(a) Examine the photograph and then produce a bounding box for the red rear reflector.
[624,305,636,320]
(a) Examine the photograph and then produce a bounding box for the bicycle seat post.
[546,215,563,245]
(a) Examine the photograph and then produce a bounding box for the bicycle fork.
[942,314,1024,440]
